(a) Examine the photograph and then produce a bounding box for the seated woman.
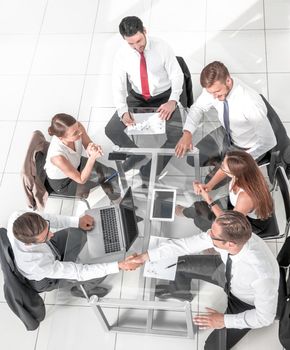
[45,113,120,201]
[176,150,274,235]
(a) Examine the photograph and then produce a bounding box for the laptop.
[80,187,139,263]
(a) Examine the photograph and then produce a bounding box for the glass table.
[46,107,227,349]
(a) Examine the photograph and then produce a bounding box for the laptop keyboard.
[100,207,121,253]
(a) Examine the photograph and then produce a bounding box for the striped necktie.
[223,100,231,146]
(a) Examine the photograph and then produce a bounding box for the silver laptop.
[81,187,139,263]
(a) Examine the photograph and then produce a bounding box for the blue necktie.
[223,100,231,146]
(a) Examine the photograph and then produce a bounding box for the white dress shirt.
[148,232,279,329]
[7,211,119,282]
[183,77,277,159]
[45,136,83,179]
[112,36,184,118]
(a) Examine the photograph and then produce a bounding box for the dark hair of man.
[119,16,144,37]
[200,61,230,88]
[215,210,252,245]
[13,212,47,244]
[225,150,273,219]
[48,113,76,138]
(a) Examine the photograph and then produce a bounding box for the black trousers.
[105,88,183,177]
[170,255,254,350]
[48,156,121,201]
[27,228,105,293]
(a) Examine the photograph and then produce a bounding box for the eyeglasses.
[207,229,228,243]
[41,220,50,243]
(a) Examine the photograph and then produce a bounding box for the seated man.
[175,61,277,171]
[8,211,138,297]
[131,211,279,350]
[105,16,184,183]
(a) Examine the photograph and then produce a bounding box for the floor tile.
[268,73,290,122]
[150,0,206,31]
[94,0,150,32]
[80,75,113,110]
[151,31,205,74]
[87,33,123,74]
[266,30,290,72]
[206,30,266,73]
[0,303,38,349]
[19,75,84,121]
[36,305,117,350]
[0,35,37,74]
[0,121,16,172]
[0,0,46,34]
[5,121,50,173]
[31,34,91,74]
[0,75,26,120]
[41,0,99,34]
[234,73,268,97]
[0,173,27,227]
[265,0,290,29]
[206,0,264,30]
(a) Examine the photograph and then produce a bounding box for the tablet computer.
[150,189,176,222]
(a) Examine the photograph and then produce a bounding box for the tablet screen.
[150,189,176,221]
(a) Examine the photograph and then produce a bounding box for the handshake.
[118,252,149,271]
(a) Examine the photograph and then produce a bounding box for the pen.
[104,171,119,183]
[165,259,186,269]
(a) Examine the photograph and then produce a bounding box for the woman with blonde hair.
[176,150,274,234]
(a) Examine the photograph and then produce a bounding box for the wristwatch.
[208,200,218,209]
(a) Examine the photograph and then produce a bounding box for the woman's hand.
[198,184,212,204]
[193,181,211,195]
[87,142,103,159]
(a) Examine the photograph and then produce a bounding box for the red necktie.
[140,52,150,100]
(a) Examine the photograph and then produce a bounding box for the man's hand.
[193,308,225,330]
[121,112,135,126]
[175,131,193,158]
[79,214,94,231]
[129,252,149,264]
[157,100,177,120]
[118,254,143,271]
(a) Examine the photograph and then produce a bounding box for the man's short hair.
[13,212,47,244]
[215,211,252,245]
[119,16,144,37]
[200,61,230,88]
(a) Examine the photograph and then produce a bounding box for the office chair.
[262,165,290,241]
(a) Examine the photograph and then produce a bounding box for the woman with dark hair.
[45,113,120,201]
[176,150,274,234]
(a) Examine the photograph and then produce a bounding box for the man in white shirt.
[130,211,279,349]
[175,61,277,173]
[105,16,184,183]
[8,211,138,298]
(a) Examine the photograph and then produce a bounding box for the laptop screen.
[119,187,139,250]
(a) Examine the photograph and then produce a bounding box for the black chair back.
[276,166,290,227]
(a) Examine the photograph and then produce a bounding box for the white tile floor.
[0,0,289,349]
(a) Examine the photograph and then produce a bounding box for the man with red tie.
[105,16,184,183]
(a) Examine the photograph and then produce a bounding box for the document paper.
[143,236,178,280]
[126,112,165,135]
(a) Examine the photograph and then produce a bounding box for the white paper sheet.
[126,112,165,135]
[143,236,178,280]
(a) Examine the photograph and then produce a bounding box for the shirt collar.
[230,235,251,262]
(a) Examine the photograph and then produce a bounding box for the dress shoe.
[122,155,146,172]
[70,285,109,299]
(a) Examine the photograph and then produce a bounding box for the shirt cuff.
[70,216,80,228]
[169,93,180,104]
[117,106,128,119]
[106,261,120,274]
[224,314,243,329]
